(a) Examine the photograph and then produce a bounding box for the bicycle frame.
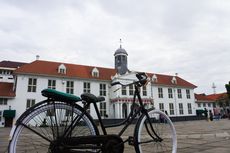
[63,83,162,142]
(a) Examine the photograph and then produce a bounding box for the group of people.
[204,108,230,121]
[204,108,214,121]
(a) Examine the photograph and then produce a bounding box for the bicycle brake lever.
[113,87,121,93]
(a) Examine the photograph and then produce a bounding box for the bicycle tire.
[134,109,177,153]
[9,101,99,153]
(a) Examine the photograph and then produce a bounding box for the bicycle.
[8,72,177,153]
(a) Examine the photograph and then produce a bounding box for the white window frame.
[169,103,174,115]
[122,86,126,95]
[168,88,173,98]
[159,103,164,112]
[158,88,163,98]
[100,102,107,117]
[27,78,37,92]
[179,103,184,115]
[186,89,191,99]
[177,89,182,99]
[203,103,206,107]
[142,86,147,96]
[48,79,56,89]
[26,99,35,109]
[100,84,106,96]
[188,103,192,114]
[66,81,74,94]
[129,84,134,96]
[83,82,91,93]
[0,98,7,105]
[0,111,2,122]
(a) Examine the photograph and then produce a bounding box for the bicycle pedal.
[128,136,134,145]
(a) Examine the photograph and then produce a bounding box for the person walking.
[204,108,208,121]
[209,110,213,121]
[227,108,230,120]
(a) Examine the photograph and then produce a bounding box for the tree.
[226,81,230,98]
[225,82,230,109]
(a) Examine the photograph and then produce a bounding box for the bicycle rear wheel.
[134,109,177,153]
[9,101,99,153]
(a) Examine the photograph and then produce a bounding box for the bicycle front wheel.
[134,109,177,153]
[9,101,99,153]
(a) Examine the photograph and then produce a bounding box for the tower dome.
[114,40,129,75]
[114,45,128,56]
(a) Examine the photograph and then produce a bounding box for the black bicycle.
[8,72,177,153]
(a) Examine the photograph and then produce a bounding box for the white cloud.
[0,0,230,94]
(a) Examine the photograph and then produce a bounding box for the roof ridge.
[34,60,115,70]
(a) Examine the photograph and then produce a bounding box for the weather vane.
[119,38,122,48]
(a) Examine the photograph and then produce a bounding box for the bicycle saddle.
[41,88,81,103]
[81,93,105,103]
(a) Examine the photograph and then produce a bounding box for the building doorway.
[122,103,127,118]
[4,117,13,127]
[3,110,16,127]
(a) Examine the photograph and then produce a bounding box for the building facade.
[0,61,26,127]
[0,46,197,127]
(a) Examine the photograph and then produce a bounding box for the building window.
[177,89,182,99]
[179,103,184,115]
[168,88,173,98]
[186,89,191,99]
[0,111,2,122]
[122,86,126,95]
[142,86,147,96]
[0,98,7,105]
[158,88,163,98]
[198,103,201,107]
[187,103,192,114]
[159,103,164,112]
[129,84,134,96]
[66,81,74,94]
[100,84,106,96]
[93,72,99,77]
[213,103,216,108]
[48,80,56,89]
[203,103,206,107]
[92,67,99,77]
[27,78,37,92]
[100,102,106,117]
[26,99,35,109]
[208,103,211,107]
[83,82,91,93]
[169,103,174,115]
[58,64,66,74]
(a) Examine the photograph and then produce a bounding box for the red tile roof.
[206,93,228,101]
[195,94,214,102]
[0,82,15,97]
[0,61,27,68]
[15,60,116,81]
[149,73,197,88]
[195,93,228,103]
[15,60,197,88]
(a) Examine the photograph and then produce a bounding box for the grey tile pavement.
[1,119,230,153]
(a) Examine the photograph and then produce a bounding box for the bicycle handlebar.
[111,72,149,87]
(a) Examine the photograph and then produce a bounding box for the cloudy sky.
[0,0,230,94]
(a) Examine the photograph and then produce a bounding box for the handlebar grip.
[136,72,147,80]
[111,82,120,86]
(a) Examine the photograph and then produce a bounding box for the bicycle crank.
[58,135,124,153]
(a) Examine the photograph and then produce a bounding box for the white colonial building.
[0,45,197,127]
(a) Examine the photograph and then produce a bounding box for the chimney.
[36,55,40,60]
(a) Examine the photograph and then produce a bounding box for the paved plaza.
[1,119,230,153]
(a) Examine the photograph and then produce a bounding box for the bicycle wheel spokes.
[134,110,177,153]
[9,102,98,153]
